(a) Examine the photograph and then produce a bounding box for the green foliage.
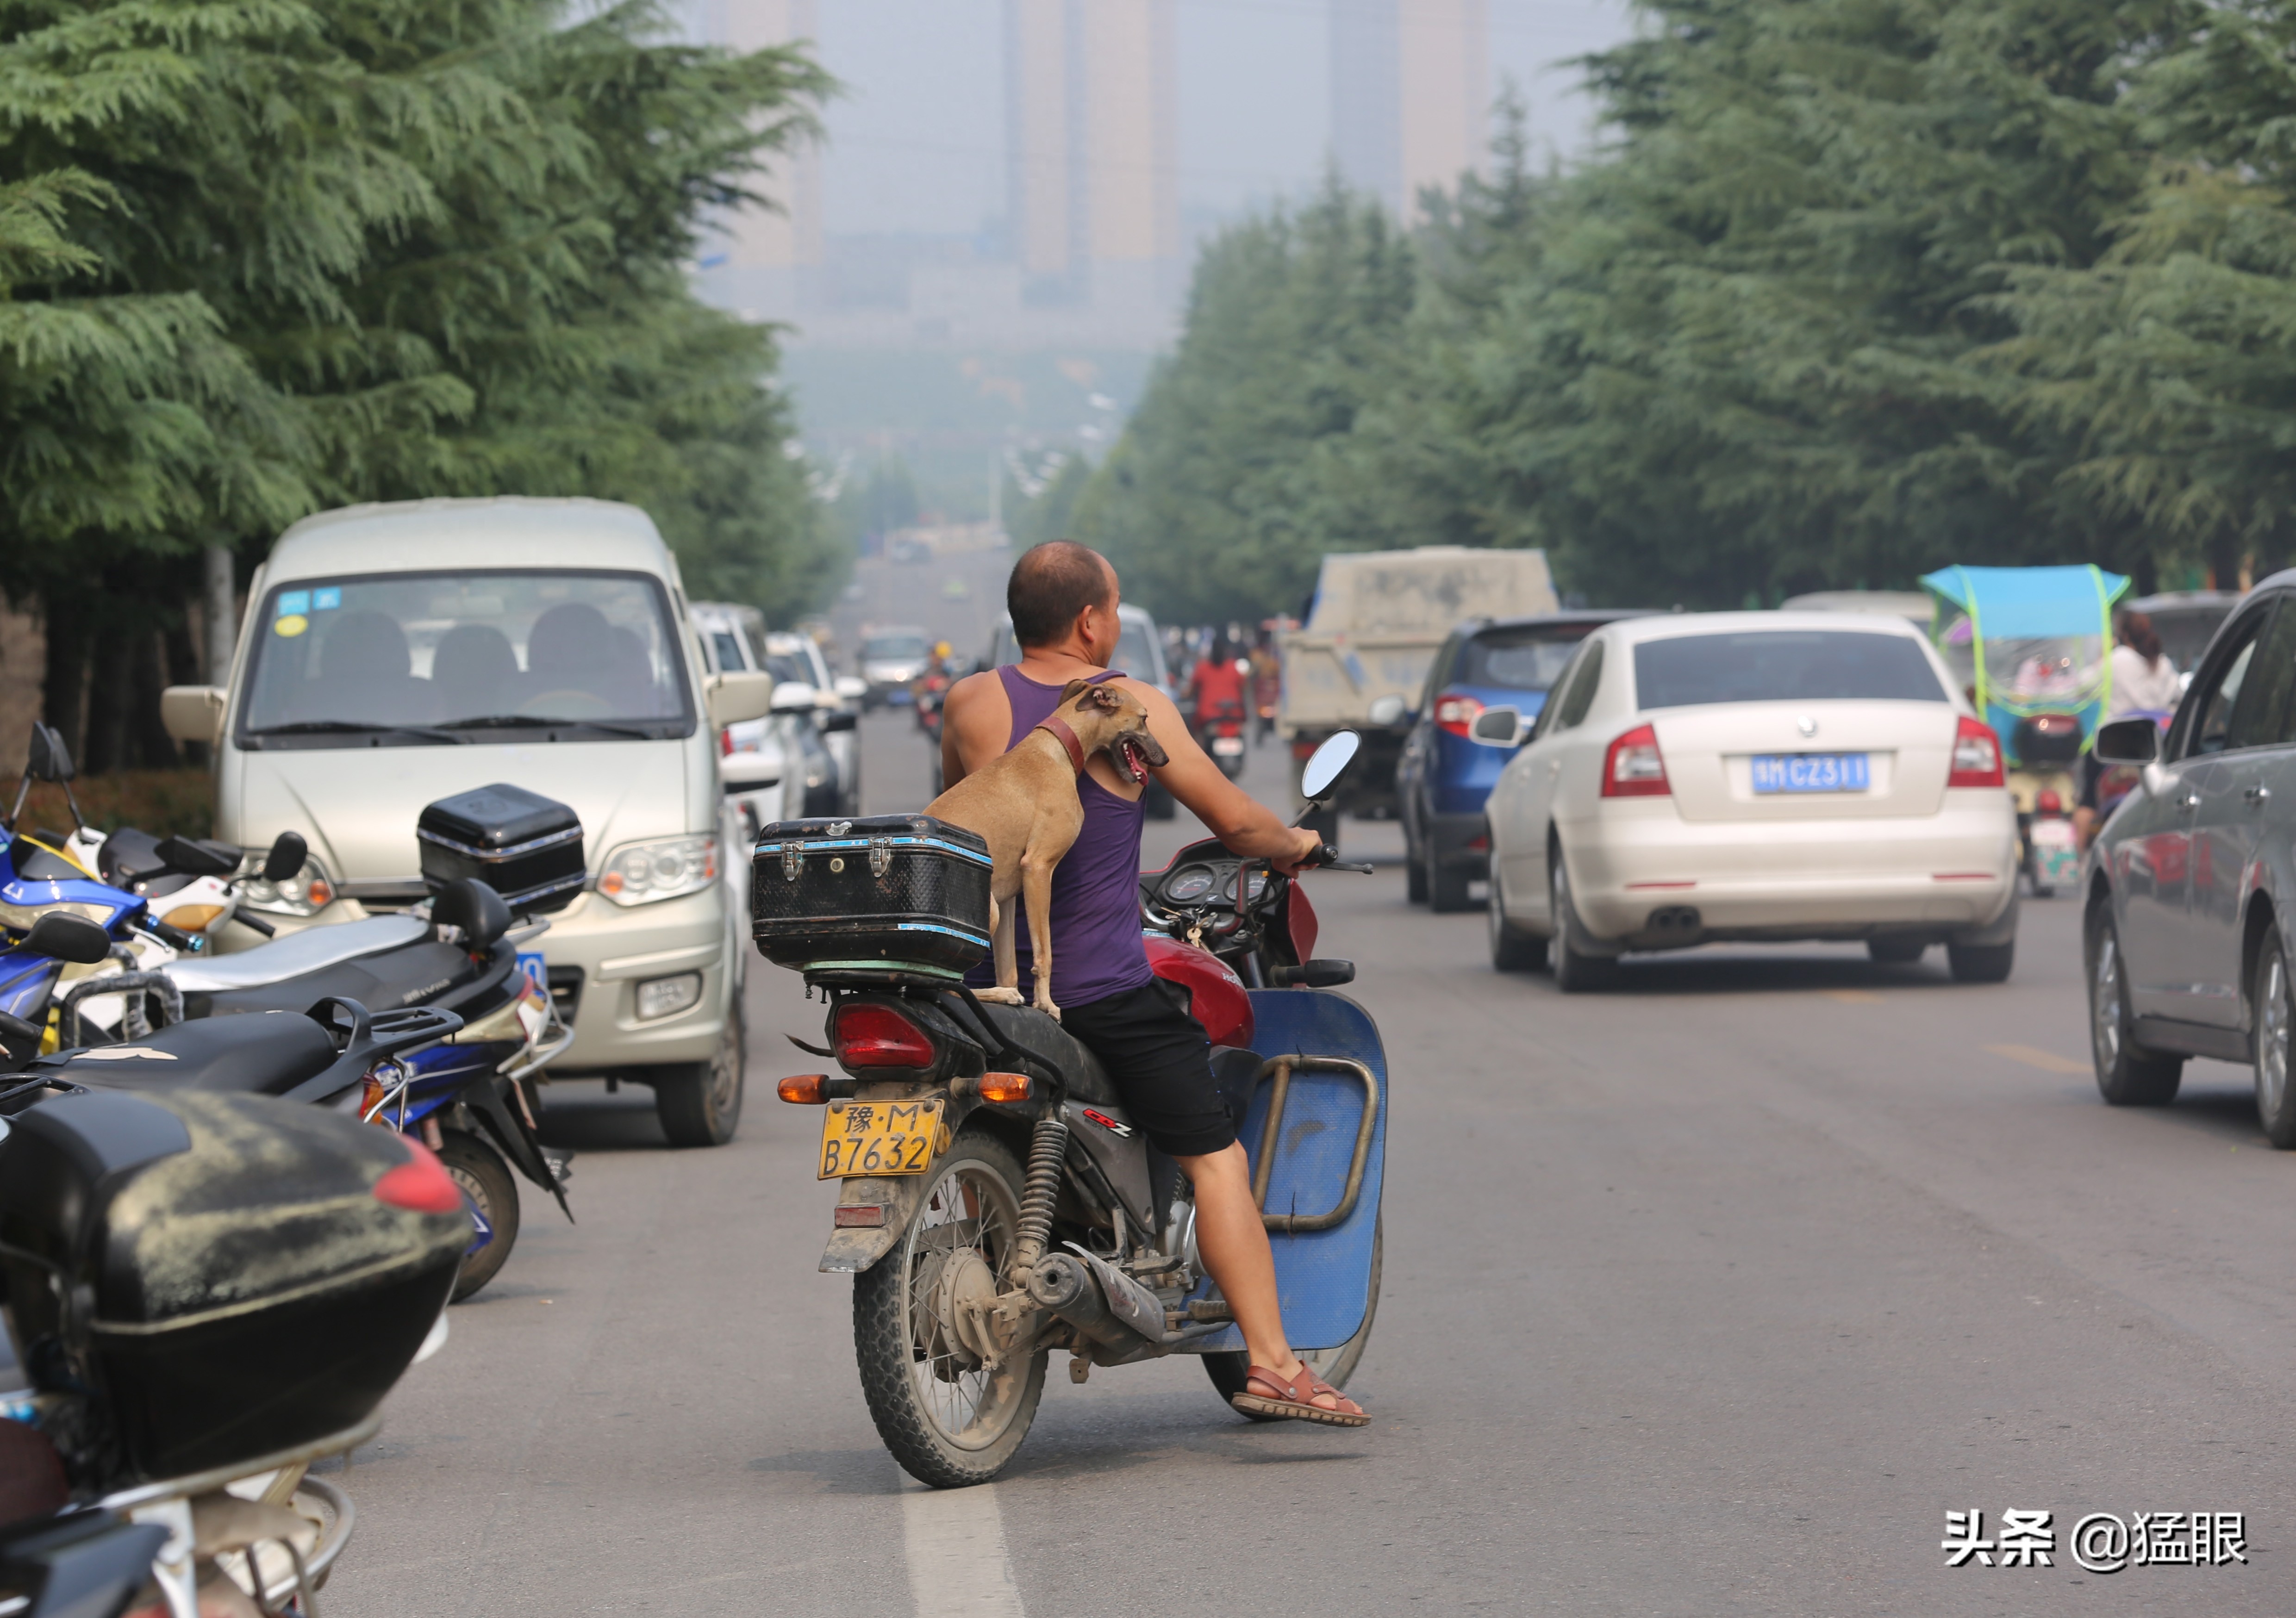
[1087,0,2296,613]
[1074,177,1420,622]
[0,0,837,759]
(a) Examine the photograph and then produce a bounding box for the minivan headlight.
[236,851,336,916]
[598,835,718,907]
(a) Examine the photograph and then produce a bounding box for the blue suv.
[1398,611,1653,910]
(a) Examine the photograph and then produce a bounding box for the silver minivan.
[162,498,776,1145]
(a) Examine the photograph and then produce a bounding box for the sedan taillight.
[834,1003,937,1068]
[1602,723,1670,797]
[1434,691,1485,740]
[1948,716,2004,788]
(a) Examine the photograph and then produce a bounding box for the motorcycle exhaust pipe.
[1025,1252,1167,1359]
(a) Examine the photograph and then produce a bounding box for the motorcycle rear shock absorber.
[1010,1113,1070,1283]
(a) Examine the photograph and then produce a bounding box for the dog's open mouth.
[1117,736,1151,785]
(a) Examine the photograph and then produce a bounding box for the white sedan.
[1477,611,2020,989]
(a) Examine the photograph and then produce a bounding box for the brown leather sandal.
[1230,1363,1370,1427]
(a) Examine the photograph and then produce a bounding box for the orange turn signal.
[979,1071,1032,1104]
[778,1074,829,1104]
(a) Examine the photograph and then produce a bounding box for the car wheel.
[1946,938,2015,983]
[653,999,747,1147]
[2253,934,2296,1148]
[2087,904,2182,1105]
[1427,843,1474,913]
[1867,936,1928,965]
[1488,850,1545,972]
[1548,850,1620,993]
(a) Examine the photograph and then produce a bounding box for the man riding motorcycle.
[938,541,1369,1425]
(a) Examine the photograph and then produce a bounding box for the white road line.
[903,1480,1026,1617]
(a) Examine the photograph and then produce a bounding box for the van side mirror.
[704,671,776,728]
[770,681,819,713]
[20,911,111,964]
[1470,707,1526,748]
[160,687,227,746]
[2094,716,2160,766]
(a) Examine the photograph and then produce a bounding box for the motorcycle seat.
[184,937,486,1021]
[167,915,431,994]
[39,1010,338,1095]
[973,1002,1120,1108]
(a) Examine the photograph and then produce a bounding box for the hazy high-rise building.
[700,0,823,293]
[1004,0,1178,306]
[1332,0,1488,216]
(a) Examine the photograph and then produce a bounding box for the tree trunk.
[204,543,237,685]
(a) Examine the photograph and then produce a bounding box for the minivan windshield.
[237,570,694,747]
[1634,631,1946,710]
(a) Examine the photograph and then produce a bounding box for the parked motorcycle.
[1,1003,468,1617]
[750,734,1386,1487]
[1,733,574,1299]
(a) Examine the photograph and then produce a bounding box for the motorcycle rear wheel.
[1202,1214,1381,1418]
[854,1127,1047,1487]
[440,1130,520,1302]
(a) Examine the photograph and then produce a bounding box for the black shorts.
[1060,978,1238,1157]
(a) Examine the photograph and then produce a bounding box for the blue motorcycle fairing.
[0,952,61,1021]
[1181,986,1387,1355]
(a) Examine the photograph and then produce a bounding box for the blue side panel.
[1182,987,1386,1354]
[0,952,61,1021]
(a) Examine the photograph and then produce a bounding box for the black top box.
[418,782,585,915]
[751,815,992,978]
[0,1089,466,1486]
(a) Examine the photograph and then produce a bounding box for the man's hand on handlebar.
[1267,827,1327,876]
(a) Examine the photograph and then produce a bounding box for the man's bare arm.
[1121,679,1319,871]
[939,670,1005,790]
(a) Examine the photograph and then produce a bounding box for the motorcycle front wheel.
[853,1127,1047,1487]
[440,1130,520,1301]
[1202,1214,1381,1417]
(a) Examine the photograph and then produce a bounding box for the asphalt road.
[324,704,2296,1617]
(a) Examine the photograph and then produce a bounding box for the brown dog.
[925,678,1169,1018]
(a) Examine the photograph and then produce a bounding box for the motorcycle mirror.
[19,910,112,965]
[1299,731,1361,802]
[156,835,239,878]
[261,830,309,884]
[24,723,73,784]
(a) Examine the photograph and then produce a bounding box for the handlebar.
[1303,845,1374,875]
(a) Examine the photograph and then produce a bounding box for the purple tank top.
[961,665,1152,1008]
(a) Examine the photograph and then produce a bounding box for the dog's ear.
[1056,679,1093,706]
[1077,683,1123,713]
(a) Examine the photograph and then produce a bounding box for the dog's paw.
[974,987,1024,1005]
[1034,1000,1062,1021]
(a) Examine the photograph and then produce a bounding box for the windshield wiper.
[249,720,465,743]
[437,715,660,740]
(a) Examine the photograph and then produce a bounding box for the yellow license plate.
[818,1098,945,1179]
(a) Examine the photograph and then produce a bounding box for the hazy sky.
[806,0,1639,240]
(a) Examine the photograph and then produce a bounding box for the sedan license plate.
[1751,753,1871,794]
[818,1098,945,1179]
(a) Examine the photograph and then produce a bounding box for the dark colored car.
[1398,610,1655,910]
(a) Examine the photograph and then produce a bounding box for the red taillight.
[1948,716,2004,788]
[834,1003,937,1068]
[374,1140,463,1214]
[1601,724,1670,797]
[719,727,733,757]
[1434,691,1485,739]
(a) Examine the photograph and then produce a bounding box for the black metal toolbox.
[418,782,585,914]
[751,815,992,977]
[0,1089,466,1485]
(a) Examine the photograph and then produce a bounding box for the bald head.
[1008,541,1117,648]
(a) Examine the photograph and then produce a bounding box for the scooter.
[1192,699,1249,781]
[1,974,468,1617]
[758,734,1385,1487]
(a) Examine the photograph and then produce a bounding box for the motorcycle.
[1,729,573,1299]
[1192,699,1249,781]
[1,980,468,1618]
[755,734,1385,1487]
